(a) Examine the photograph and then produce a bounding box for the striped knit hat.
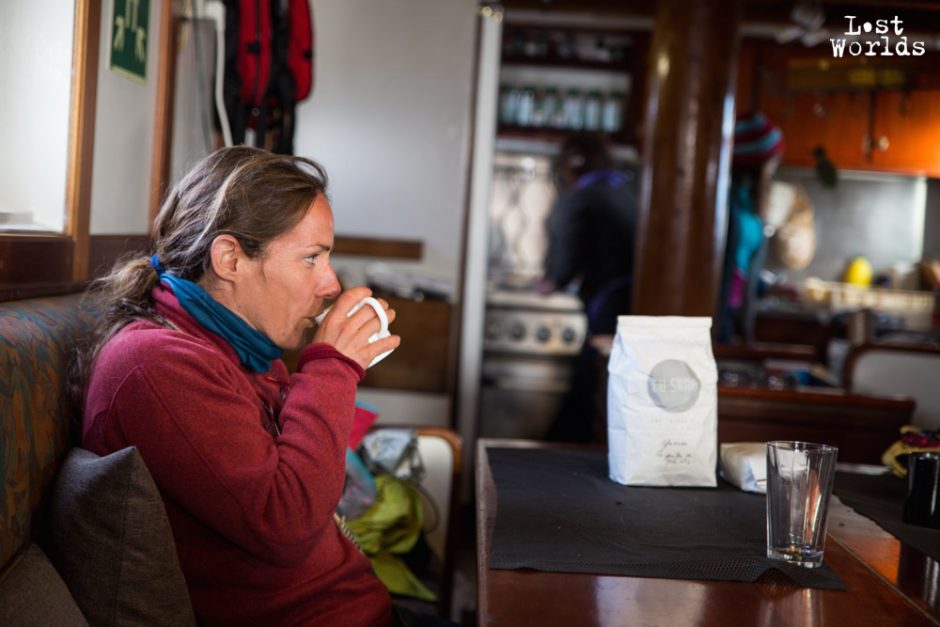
[733,112,784,166]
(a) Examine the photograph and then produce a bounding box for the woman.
[78,147,401,626]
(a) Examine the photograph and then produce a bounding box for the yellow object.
[347,475,437,602]
[844,256,873,286]
[881,426,940,477]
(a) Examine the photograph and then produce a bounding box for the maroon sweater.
[83,285,392,626]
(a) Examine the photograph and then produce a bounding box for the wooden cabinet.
[763,89,871,169]
[737,39,940,177]
[360,295,454,394]
[870,90,940,176]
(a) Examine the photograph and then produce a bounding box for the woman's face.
[232,195,341,349]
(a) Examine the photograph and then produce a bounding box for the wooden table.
[476,440,940,626]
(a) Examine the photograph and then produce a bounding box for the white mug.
[316,296,393,368]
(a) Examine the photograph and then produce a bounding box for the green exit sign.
[110,0,150,81]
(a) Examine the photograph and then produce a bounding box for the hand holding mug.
[313,287,400,370]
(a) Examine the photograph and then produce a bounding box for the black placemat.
[833,471,940,563]
[487,447,844,590]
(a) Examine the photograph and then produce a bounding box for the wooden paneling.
[0,233,149,302]
[713,340,818,362]
[0,236,74,286]
[755,309,834,363]
[333,236,423,260]
[717,385,914,464]
[0,282,89,303]
[88,234,150,278]
[360,295,453,394]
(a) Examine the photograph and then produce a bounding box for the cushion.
[0,294,96,568]
[44,447,196,627]
[0,543,88,626]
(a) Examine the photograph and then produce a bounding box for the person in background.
[536,134,637,442]
[74,146,455,626]
[717,112,784,344]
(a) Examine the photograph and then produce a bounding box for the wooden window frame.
[0,0,100,301]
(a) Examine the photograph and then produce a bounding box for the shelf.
[498,125,629,144]
[494,135,639,163]
[501,55,630,74]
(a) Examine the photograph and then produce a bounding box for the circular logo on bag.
[648,359,701,413]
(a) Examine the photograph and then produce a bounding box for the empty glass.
[766,441,838,568]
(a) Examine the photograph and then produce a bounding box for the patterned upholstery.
[0,294,96,570]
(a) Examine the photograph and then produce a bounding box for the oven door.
[478,354,573,440]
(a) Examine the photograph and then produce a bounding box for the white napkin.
[719,443,767,494]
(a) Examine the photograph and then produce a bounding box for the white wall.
[170,11,217,185]
[294,0,479,427]
[298,0,478,283]
[122,0,481,427]
[89,0,161,234]
[0,0,74,230]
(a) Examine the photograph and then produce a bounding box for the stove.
[478,287,587,440]
[483,288,587,357]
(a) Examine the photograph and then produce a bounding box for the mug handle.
[347,296,393,368]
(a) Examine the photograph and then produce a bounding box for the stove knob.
[535,326,551,343]
[510,322,526,340]
[561,327,578,344]
[485,320,501,340]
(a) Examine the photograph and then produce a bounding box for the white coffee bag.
[607,316,718,487]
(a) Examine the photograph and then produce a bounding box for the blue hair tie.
[150,253,165,275]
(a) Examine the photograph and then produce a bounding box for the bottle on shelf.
[551,31,576,60]
[583,90,602,131]
[562,89,584,130]
[516,86,536,127]
[538,88,562,128]
[531,88,547,127]
[506,29,526,58]
[499,85,519,126]
[546,88,566,128]
[523,30,550,58]
[594,36,611,62]
[602,91,624,133]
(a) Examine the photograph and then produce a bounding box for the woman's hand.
[312,286,401,371]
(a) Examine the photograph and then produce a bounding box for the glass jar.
[583,90,602,131]
[601,91,624,133]
[531,88,547,127]
[516,86,536,127]
[546,88,566,128]
[539,88,561,128]
[499,85,519,126]
[562,89,583,130]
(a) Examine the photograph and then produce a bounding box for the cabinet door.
[761,89,870,169]
[870,90,940,177]
[750,43,871,170]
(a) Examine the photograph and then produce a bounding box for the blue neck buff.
[150,254,283,373]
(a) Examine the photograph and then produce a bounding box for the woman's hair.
[71,146,328,402]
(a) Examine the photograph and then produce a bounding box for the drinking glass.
[766,441,838,568]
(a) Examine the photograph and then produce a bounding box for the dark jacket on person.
[544,170,636,333]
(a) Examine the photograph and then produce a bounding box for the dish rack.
[803,278,935,329]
